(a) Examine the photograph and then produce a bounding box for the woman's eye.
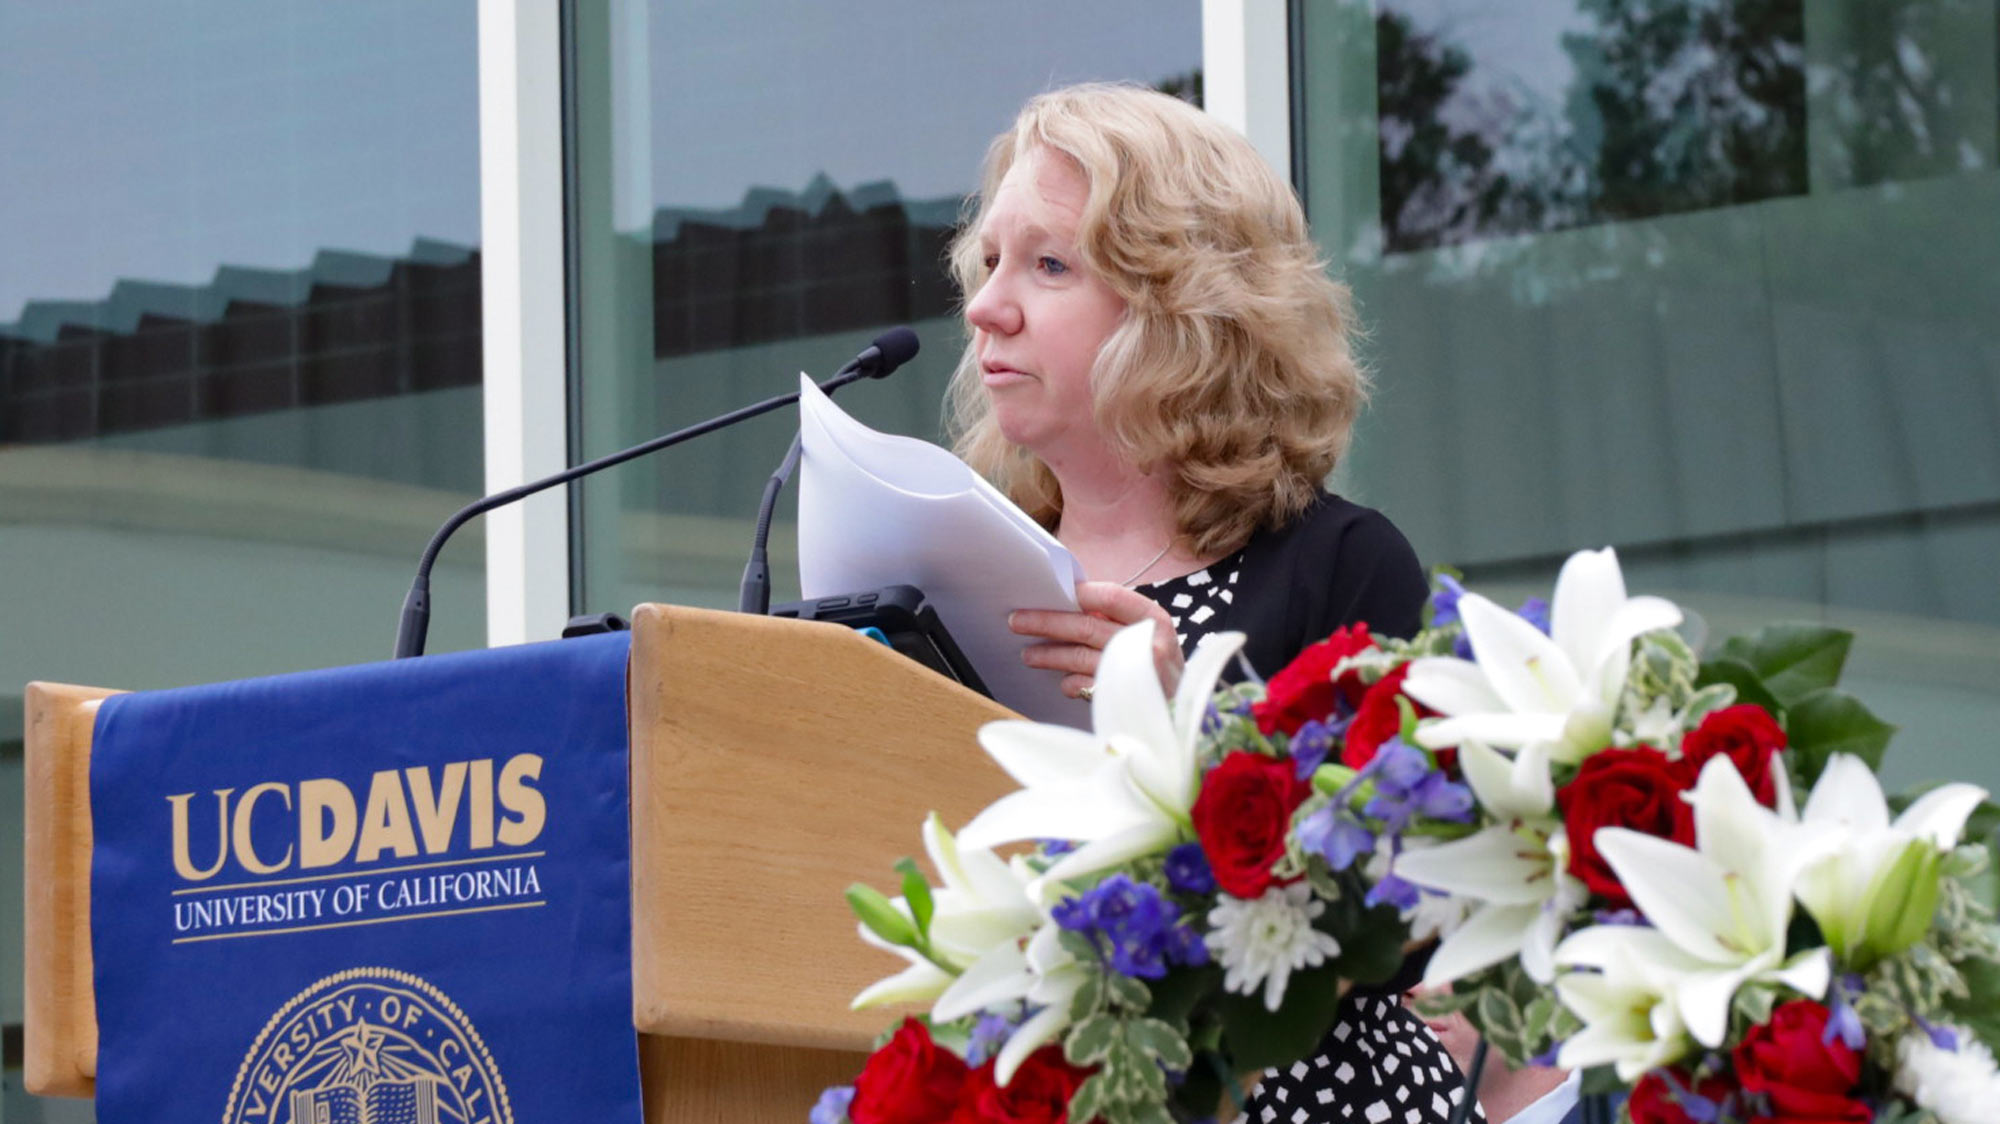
[982,254,1000,271]
[1039,256,1068,276]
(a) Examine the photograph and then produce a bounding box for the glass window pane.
[569,0,1203,616]
[1,6,484,1111]
[1297,0,2000,794]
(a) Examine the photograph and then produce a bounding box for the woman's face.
[964,146,1128,460]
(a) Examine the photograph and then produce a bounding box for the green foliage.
[1714,624,1853,707]
[1578,1064,1627,1098]
[1212,963,1347,1073]
[846,882,918,949]
[893,857,933,935]
[1787,688,1897,782]
[1453,959,1569,1067]
[1692,657,1782,715]
[1322,897,1409,988]
[1062,1011,1193,1124]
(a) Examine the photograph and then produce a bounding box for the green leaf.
[1107,972,1153,1012]
[1069,972,1107,1022]
[844,883,916,948]
[1474,988,1527,1059]
[1692,657,1781,715]
[1213,963,1345,1072]
[1132,1101,1176,1124]
[1067,1073,1112,1124]
[1144,964,1219,1026]
[1944,954,2000,1059]
[1127,1017,1194,1071]
[1731,982,1777,1029]
[1715,624,1853,706]
[1066,1014,1120,1067]
[1788,688,1897,782]
[1325,899,1410,987]
[1059,929,1102,963]
[1578,1064,1626,1097]
[893,857,933,936]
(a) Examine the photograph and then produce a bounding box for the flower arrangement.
[821,548,2000,1124]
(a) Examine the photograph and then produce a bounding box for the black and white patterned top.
[1234,993,1486,1124]
[1132,566,1486,1124]
[1133,549,1246,649]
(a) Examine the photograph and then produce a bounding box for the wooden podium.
[22,603,1020,1120]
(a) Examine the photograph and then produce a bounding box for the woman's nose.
[965,274,1021,336]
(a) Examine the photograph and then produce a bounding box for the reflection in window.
[1377,0,1811,252]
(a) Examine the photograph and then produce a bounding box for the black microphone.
[738,327,920,614]
[392,327,921,659]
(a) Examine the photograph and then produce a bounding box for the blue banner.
[89,633,642,1124]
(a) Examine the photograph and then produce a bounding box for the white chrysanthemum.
[1205,882,1342,1012]
[1895,1027,2000,1124]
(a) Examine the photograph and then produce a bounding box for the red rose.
[1556,746,1695,908]
[1252,623,1375,736]
[1340,665,1444,770]
[1732,1000,1869,1124]
[850,1018,970,1124]
[1191,751,1312,899]
[1680,704,1787,807]
[949,1047,1095,1124]
[1629,1069,1739,1124]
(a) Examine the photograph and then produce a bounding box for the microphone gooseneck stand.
[392,328,920,659]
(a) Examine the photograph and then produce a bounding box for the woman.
[945,83,1477,1123]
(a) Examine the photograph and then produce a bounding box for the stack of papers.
[797,374,1089,726]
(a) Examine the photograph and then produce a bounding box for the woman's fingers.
[1019,640,1104,676]
[1007,607,1120,648]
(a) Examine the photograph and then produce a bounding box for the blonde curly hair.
[947,83,1369,560]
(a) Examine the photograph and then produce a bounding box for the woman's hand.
[1009,581,1185,699]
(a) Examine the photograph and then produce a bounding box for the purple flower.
[1592,908,1647,926]
[1824,974,1867,1051]
[1365,872,1422,911]
[1053,874,1205,979]
[1516,596,1552,634]
[1298,805,1374,871]
[966,1011,1018,1066]
[810,1085,854,1124]
[1038,839,1076,857]
[1289,718,1339,779]
[1164,842,1216,895]
[1659,1071,1723,1123]
[1429,575,1466,628]
[1361,741,1474,832]
[1914,1013,1959,1052]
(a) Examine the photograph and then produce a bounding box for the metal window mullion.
[1202,0,1293,183]
[477,0,571,648]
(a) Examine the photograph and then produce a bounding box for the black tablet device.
[769,585,990,699]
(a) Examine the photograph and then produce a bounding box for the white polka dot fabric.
[1227,994,1484,1124]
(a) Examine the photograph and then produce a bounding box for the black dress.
[1134,496,1484,1124]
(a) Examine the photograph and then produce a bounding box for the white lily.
[1796,754,1988,968]
[851,814,1041,1010]
[1562,755,1835,1048]
[933,920,1090,1085]
[957,620,1244,895]
[1403,547,1682,763]
[1553,925,1698,1080]
[1394,740,1584,985]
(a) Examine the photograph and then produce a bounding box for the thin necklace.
[1118,541,1175,588]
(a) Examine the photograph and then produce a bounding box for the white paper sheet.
[797,374,1089,726]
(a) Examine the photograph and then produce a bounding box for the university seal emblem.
[224,967,512,1124]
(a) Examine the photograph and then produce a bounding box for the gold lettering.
[167,789,231,881]
[405,761,469,853]
[496,754,545,847]
[355,769,418,863]
[231,782,294,875]
[298,779,358,869]
[468,759,495,849]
